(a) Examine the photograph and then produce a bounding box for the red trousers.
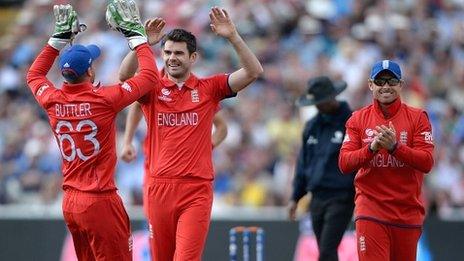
[147,178,213,261]
[62,189,132,261]
[356,219,422,261]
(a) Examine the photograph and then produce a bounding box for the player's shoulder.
[401,103,431,125]
[402,103,425,115]
[197,73,228,83]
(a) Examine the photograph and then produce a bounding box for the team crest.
[400,131,408,144]
[191,89,199,103]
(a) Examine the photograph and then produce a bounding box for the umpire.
[288,76,355,261]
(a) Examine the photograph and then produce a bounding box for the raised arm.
[119,51,138,82]
[121,103,144,162]
[27,4,81,104]
[104,0,161,111]
[119,18,166,82]
[212,113,228,148]
[209,7,263,93]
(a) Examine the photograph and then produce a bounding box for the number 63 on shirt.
[55,119,100,162]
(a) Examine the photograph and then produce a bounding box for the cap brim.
[86,44,101,60]
[296,81,347,107]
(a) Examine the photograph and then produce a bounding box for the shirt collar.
[374,97,402,119]
[160,68,198,89]
[62,81,94,93]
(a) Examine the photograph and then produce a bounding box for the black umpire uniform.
[290,76,355,261]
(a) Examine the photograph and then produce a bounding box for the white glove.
[48,4,85,50]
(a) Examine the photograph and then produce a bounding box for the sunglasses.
[372,78,401,86]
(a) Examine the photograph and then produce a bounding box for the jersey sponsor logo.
[331,130,344,143]
[191,89,199,103]
[158,95,173,102]
[36,84,49,96]
[306,135,318,144]
[400,131,408,144]
[121,82,132,92]
[161,88,171,96]
[149,224,153,239]
[128,236,133,252]
[365,128,374,136]
[359,235,366,252]
[55,103,92,117]
[159,88,173,102]
[421,131,433,144]
[370,154,405,168]
[157,112,199,126]
[362,128,375,143]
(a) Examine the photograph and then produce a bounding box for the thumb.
[389,121,396,132]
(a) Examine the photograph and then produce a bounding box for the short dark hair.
[161,28,197,54]
[62,70,86,84]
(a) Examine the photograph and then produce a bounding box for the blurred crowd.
[0,0,464,219]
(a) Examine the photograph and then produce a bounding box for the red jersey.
[139,71,234,180]
[339,98,434,226]
[26,44,158,192]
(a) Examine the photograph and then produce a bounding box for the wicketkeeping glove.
[48,4,85,50]
[106,0,147,50]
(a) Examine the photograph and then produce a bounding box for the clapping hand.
[374,122,397,151]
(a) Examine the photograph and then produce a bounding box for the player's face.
[369,71,402,104]
[162,41,197,80]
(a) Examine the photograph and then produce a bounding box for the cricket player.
[114,7,263,261]
[120,102,228,218]
[26,1,158,260]
[338,60,434,261]
[118,19,229,219]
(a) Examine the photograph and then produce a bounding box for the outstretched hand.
[106,0,147,49]
[48,4,85,50]
[145,18,166,46]
[209,7,237,39]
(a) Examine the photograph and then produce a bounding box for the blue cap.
[59,44,101,78]
[370,60,402,79]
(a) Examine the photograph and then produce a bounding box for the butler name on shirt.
[55,103,92,118]
[157,112,199,126]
